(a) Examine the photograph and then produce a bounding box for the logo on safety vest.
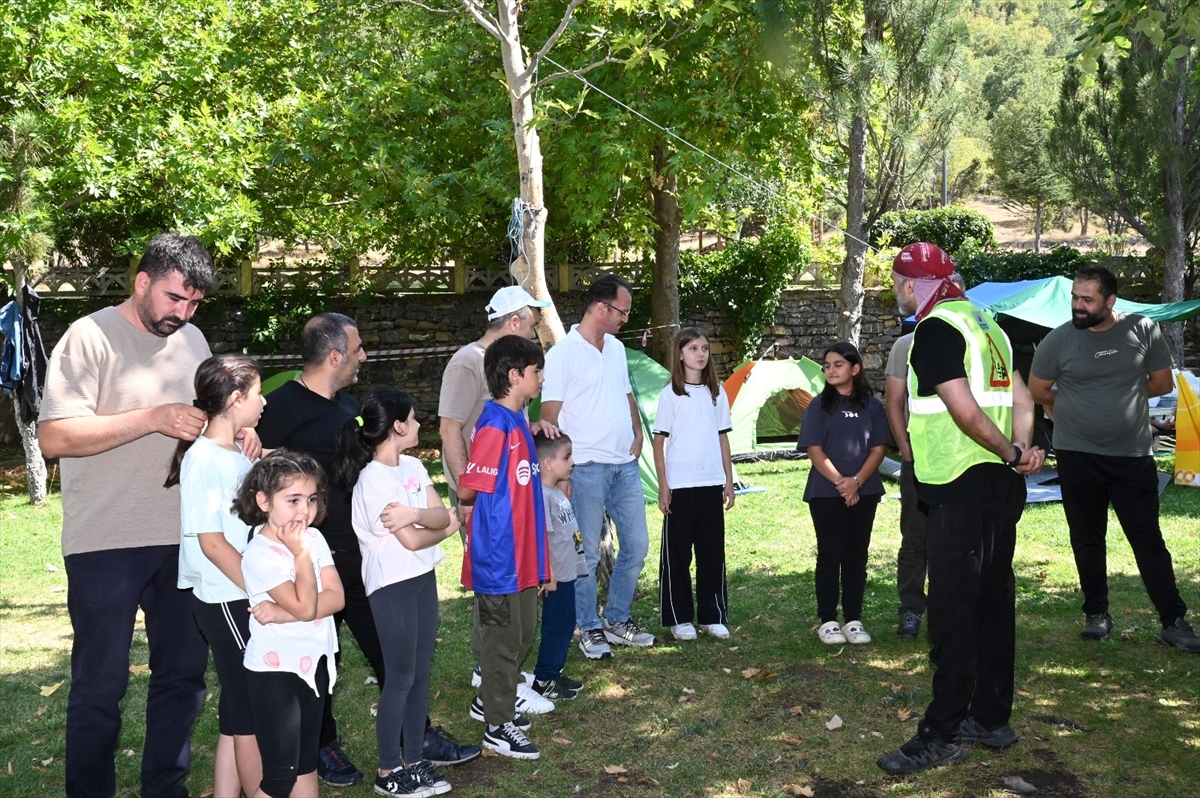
[987,336,1011,388]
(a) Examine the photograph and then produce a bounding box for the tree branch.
[527,54,625,96]
[530,0,587,70]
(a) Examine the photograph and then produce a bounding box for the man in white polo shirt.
[541,274,655,658]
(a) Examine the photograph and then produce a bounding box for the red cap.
[893,243,953,279]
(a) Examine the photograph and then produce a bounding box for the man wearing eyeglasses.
[541,274,655,659]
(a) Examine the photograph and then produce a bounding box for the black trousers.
[896,460,929,616]
[247,658,329,798]
[808,495,879,624]
[659,485,728,627]
[921,467,1023,742]
[1057,450,1187,627]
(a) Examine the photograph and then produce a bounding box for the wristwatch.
[1005,445,1023,468]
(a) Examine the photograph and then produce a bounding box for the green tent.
[626,346,670,503]
[724,358,826,457]
[976,276,1200,328]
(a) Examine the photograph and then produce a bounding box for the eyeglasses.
[603,301,631,319]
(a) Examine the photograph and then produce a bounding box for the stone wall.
[32,288,902,421]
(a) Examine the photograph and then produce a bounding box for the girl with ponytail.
[168,353,266,797]
[332,386,459,796]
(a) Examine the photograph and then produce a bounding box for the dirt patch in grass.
[810,775,884,797]
[960,747,1091,798]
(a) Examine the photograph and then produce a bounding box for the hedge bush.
[955,245,1096,286]
[870,207,997,257]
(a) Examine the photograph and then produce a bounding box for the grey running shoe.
[603,618,656,647]
[959,716,1020,749]
[897,611,922,640]
[1081,612,1114,640]
[1158,617,1200,653]
[877,735,969,774]
[579,627,614,659]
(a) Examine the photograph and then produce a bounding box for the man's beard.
[136,300,184,337]
[1072,308,1108,329]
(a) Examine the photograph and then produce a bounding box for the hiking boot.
[516,682,555,714]
[468,696,531,729]
[1158,617,1200,653]
[374,766,433,797]
[422,725,482,767]
[318,739,364,787]
[410,760,452,795]
[959,716,1020,749]
[877,734,969,775]
[579,627,614,659]
[699,623,731,639]
[603,618,656,647]
[897,611,922,640]
[482,722,540,760]
[1081,612,1114,640]
[533,677,580,701]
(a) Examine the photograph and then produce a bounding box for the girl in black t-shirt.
[797,342,892,646]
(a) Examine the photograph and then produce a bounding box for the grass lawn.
[3,456,1200,797]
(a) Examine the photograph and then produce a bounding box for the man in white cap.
[438,285,558,717]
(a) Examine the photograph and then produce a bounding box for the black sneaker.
[897,611,922,640]
[532,677,580,701]
[410,760,452,795]
[1081,612,1114,640]
[374,766,433,797]
[555,674,584,692]
[1158,617,1200,653]
[483,721,540,760]
[958,716,1020,749]
[468,695,530,729]
[877,734,969,775]
[318,739,364,787]
[422,725,482,767]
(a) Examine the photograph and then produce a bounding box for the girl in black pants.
[798,342,892,646]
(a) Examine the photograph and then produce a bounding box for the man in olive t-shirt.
[1029,267,1200,653]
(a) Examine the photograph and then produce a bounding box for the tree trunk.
[1080,207,1089,237]
[1033,200,1043,255]
[839,113,868,346]
[1160,55,1189,365]
[649,141,681,367]
[495,0,567,347]
[10,255,47,505]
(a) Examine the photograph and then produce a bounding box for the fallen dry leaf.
[781,735,803,746]
[617,776,628,784]
[7,762,12,776]
[637,776,659,786]
[781,784,814,797]
[825,714,843,731]
[890,683,903,693]
[41,757,53,767]
[1016,690,1032,697]
[897,707,913,721]
[1002,774,1038,794]
[789,705,804,716]
[365,676,378,685]
[737,778,752,792]
[677,695,690,703]
[602,764,628,775]
[36,706,46,717]
[481,747,499,757]
[666,762,679,770]
[553,737,572,745]
[46,563,58,572]
[129,664,149,675]
[682,687,696,694]
[1121,627,1135,639]
[740,668,760,679]
[39,682,63,697]
[1099,668,1111,677]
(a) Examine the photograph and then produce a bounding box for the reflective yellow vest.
[906,300,1014,485]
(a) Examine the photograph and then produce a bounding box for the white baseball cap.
[486,285,552,320]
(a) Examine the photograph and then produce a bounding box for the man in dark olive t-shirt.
[1029,267,1200,653]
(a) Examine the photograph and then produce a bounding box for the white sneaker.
[671,623,698,640]
[699,623,730,639]
[841,620,871,644]
[818,621,847,645]
[472,666,533,688]
[515,682,555,715]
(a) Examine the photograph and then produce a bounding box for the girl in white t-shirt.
[234,450,344,798]
[652,328,736,643]
[165,354,265,797]
[331,387,459,797]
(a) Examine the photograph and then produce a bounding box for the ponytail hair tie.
[192,398,210,414]
[355,415,364,427]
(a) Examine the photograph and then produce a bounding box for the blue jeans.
[64,545,208,798]
[570,460,650,630]
[533,579,577,681]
